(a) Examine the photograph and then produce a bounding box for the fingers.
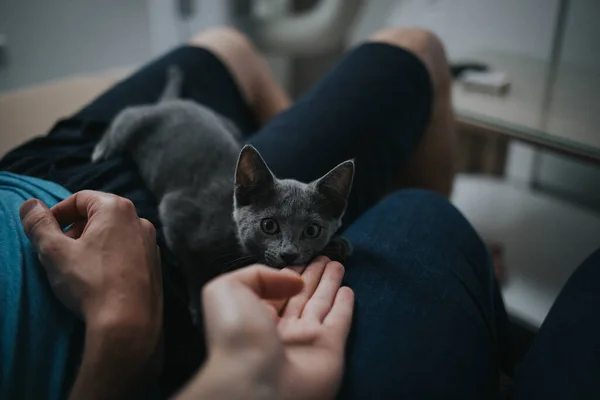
[323,286,354,341]
[287,265,305,274]
[202,265,303,351]
[266,266,307,314]
[50,190,98,228]
[210,265,304,300]
[281,256,329,318]
[264,302,280,323]
[64,220,87,239]
[139,218,157,243]
[301,261,345,321]
[51,190,138,228]
[20,199,71,259]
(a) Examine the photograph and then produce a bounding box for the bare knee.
[370,28,456,197]
[190,27,256,60]
[368,27,451,92]
[189,27,262,101]
[189,27,289,122]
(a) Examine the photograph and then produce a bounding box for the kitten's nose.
[280,252,299,265]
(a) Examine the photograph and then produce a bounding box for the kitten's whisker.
[223,254,255,266]
[221,261,251,274]
[220,255,257,272]
[201,249,253,267]
[204,250,246,265]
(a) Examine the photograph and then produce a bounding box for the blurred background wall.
[0,0,152,91]
[2,1,598,88]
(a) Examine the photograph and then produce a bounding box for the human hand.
[273,257,354,399]
[19,190,162,339]
[177,257,354,400]
[20,191,164,399]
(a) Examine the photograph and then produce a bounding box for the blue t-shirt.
[0,172,82,400]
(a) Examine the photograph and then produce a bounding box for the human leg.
[369,28,457,197]
[513,249,600,399]
[189,27,290,124]
[337,190,508,399]
[248,28,454,226]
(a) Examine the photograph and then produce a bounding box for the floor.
[452,174,600,329]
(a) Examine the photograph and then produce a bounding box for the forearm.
[69,317,161,400]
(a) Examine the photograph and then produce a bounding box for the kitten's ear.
[315,160,355,217]
[235,145,275,206]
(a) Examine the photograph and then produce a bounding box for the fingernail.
[19,199,42,220]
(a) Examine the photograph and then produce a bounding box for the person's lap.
[2,40,512,398]
[339,188,511,398]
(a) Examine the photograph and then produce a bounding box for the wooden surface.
[453,52,600,162]
[0,68,130,157]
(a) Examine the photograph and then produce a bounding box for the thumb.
[203,266,303,353]
[223,265,304,300]
[20,199,70,259]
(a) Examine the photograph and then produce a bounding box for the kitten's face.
[233,145,354,267]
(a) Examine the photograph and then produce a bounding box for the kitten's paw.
[322,235,353,263]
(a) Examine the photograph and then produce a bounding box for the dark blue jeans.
[2,43,599,398]
[340,189,600,398]
[339,189,506,398]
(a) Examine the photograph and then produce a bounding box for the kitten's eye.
[261,218,279,235]
[303,223,321,239]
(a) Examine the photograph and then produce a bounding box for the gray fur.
[92,66,354,323]
[233,146,354,267]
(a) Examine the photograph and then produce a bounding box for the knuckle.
[327,261,345,274]
[139,218,156,237]
[117,197,135,210]
[76,189,112,206]
[96,194,119,209]
[38,237,62,259]
[76,189,97,197]
[23,211,48,237]
[113,197,137,216]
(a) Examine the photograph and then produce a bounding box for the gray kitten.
[92,66,354,322]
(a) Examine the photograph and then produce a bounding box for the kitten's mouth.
[263,254,311,269]
[263,258,287,269]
